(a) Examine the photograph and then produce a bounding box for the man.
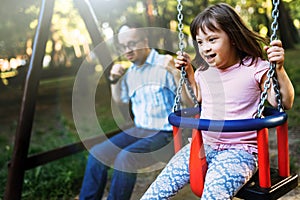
[79,22,191,200]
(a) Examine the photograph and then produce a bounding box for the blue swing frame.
[169,106,287,132]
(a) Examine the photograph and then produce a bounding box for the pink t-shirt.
[194,57,269,153]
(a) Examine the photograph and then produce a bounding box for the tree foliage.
[0,0,299,60]
[0,0,40,57]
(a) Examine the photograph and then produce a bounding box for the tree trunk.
[278,3,299,49]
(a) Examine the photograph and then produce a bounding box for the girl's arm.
[175,52,202,102]
[163,55,195,107]
[262,40,294,110]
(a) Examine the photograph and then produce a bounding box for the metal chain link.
[173,0,184,111]
[184,75,199,106]
[256,0,283,118]
[177,0,185,54]
[173,0,198,111]
[271,0,283,112]
[173,68,185,111]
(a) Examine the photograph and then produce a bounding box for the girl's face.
[196,24,239,69]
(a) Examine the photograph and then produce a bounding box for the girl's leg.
[202,149,258,200]
[140,143,191,200]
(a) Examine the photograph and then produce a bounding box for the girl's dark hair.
[190,3,269,66]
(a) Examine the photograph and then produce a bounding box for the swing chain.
[271,0,283,111]
[173,66,199,111]
[173,0,185,112]
[173,67,185,111]
[173,0,199,111]
[177,0,185,53]
[184,75,199,106]
[270,0,280,42]
[256,0,283,118]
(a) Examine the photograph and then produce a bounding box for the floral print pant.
[141,143,258,200]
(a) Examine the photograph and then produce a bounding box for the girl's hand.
[175,51,200,102]
[264,40,284,69]
[175,51,193,72]
[263,40,294,110]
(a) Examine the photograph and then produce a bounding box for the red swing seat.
[170,107,298,199]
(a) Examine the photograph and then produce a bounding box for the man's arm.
[109,63,126,104]
[109,64,133,122]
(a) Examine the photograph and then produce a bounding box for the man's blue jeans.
[79,127,174,200]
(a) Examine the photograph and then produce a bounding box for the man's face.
[118,28,147,64]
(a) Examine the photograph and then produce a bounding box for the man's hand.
[110,63,126,82]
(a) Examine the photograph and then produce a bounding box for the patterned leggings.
[141,143,258,200]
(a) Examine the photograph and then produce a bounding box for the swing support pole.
[277,121,290,177]
[257,121,291,189]
[257,128,271,188]
[189,129,207,197]
[173,126,182,153]
[4,0,55,199]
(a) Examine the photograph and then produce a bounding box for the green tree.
[1,0,299,61]
[0,0,40,57]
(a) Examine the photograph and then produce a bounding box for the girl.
[141,3,294,200]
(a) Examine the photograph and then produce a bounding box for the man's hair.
[117,21,148,42]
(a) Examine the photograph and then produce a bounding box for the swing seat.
[236,168,298,200]
[169,106,298,199]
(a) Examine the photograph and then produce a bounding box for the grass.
[0,45,300,199]
[0,75,119,199]
[283,44,300,175]
[284,45,300,128]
